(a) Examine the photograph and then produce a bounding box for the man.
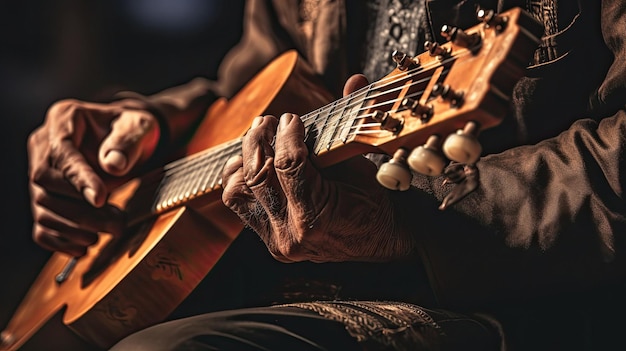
[27,0,626,349]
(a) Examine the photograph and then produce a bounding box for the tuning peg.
[376,149,412,191]
[372,110,403,133]
[442,121,482,164]
[392,50,420,71]
[407,135,447,176]
[401,98,433,123]
[476,8,508,31]
[424,41,451,58]
[440,24,481,49]
[431,83,464,107]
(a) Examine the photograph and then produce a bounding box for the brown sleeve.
[408,0,626,308]
[411,113,626,308]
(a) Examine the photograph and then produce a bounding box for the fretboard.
[151,86,373,214]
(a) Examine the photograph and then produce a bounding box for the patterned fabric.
[526,0,563,64]
[276,300,446,350]
[299,0,321,40]
[361,0,432,81]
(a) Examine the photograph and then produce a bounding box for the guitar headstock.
[310,7,542,190]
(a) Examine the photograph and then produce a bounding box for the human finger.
[221,154,264,228]
[99,109,160,177]
[222,154,293,262]
[242,115,285,218]
[31,183,125,235]
[32,218,99,257]
[29,120,107,207]
[273,113,326,259]
[343,74,369,97]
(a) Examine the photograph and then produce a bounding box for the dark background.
[0,1,245,349]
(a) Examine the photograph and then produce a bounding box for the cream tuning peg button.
[442,121,482,164]
[376,149,412,191]
[407,135,446,176]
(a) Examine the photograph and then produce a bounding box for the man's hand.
[221,75,415,263]
[28,99,160,256]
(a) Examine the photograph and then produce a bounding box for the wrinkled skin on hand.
[221,75,415,263]
[27,99,160,257]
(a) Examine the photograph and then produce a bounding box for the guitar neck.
[128,5,543,224]
[146,89,374,217]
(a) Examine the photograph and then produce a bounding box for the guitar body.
[0,50,334,351]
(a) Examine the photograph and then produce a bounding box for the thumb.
[99,109,160,176]
[343,74,369,97]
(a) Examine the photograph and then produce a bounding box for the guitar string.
[163,53,458,176]
[165,48,467,173]
[152,74,444,210]
[153,58,460,209]
[152,50,470,210]
[298,52,465,127]
[318,80,450,146]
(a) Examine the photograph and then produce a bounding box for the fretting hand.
[221,74,415,263]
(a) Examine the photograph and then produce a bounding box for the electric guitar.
[1,7,542,350]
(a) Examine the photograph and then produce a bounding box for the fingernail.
[250,116,264,129]
[278,113,292,131]
[104,150,127,171]
[83,187,98,207]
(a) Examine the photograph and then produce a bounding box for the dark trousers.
[109,301,502,351]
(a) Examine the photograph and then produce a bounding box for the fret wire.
[313,99,339,154]
[211,143,240,189]
[317,98,347,153]
[340,86,370,143]
[204,152,226,192]
[303,109,321,144]
[186,156,210,198]
[153,139,242,211]
[209,153,230,189]
[166,149,218,204]
[198,141,241,193]
[187,149,221,198]
[211,141,243,189]
[194,147,224,194]
[325,93,352,151]
[153,173,177,211]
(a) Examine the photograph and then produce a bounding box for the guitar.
[1,7,542,350]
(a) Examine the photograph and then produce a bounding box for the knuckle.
[27,127,45,149]
[31,188,47,206]
[47,99,81,120]
[221,192,236,209]
[32,225,50,246]
[74,246,88,257]
[274,148,307,172]
[79,233,99,247]
[244,124,266,142]
[278,240,306,261]
[114,109,156,131]
[30,164,48,185]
